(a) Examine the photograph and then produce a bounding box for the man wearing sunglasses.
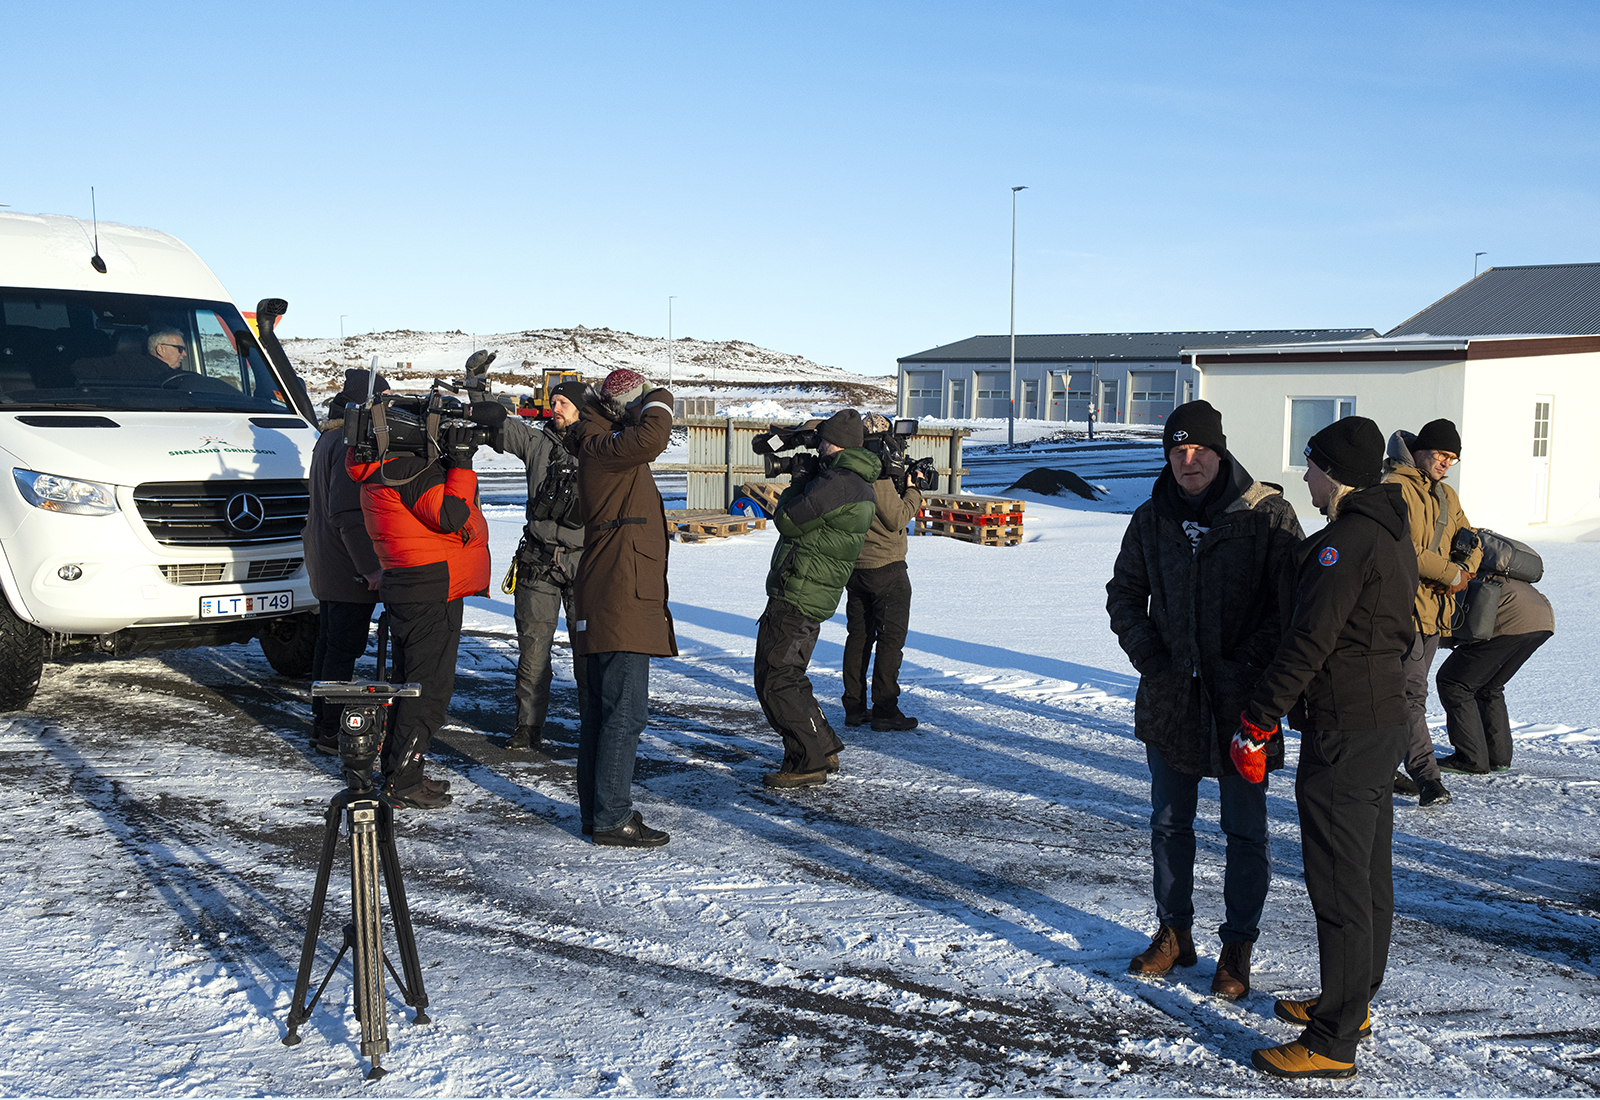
[148,329,189,369]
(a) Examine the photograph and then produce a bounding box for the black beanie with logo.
[1306,416,1385,489]
[1162,400,1227,455]
[1413,418,1462,456]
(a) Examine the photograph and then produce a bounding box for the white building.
[1186,263,1600,533]
[896,330,1374,424]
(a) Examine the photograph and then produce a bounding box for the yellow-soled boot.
[1251,1040,1356,1080]
[1273,996,1372,1039]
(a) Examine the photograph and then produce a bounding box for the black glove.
[439,424,479,468]
[468,401,507,429]
[464,349,498,376]
[880,450,907,487]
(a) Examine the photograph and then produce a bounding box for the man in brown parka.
[1382,418,1481,808]
[571,369,678,847]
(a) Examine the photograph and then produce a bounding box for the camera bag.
[1476,529,1543,583]
[1452,576,1504,643]
[529,461,582,528]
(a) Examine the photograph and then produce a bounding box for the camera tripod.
[283,679,428,1080]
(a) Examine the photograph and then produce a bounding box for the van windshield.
[0,289,293,413]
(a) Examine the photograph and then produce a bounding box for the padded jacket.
[304,420,381,604]
[493,415,584,586]
[1245,482,1418,734]
[346,452,491,604]
[1384,431,1482,637]
[766,448,882,623]
[1106,456,1304,777]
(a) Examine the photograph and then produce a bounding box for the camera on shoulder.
[343,351,505,469]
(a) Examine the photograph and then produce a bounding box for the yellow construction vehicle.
[516,369,584,419]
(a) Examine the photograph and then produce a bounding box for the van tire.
[259,610,318,679]
[0,596,46,710]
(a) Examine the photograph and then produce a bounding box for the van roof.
[0,212,233,302]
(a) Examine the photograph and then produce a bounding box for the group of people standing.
[1107,400,1554,1080]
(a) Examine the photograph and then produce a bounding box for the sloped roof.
[898,329,1377,364]
[1386,263,1600,337]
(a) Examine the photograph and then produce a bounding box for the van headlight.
[13,469,120,516]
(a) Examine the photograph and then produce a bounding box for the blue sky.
[6,1,1599,375]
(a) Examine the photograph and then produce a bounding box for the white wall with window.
[1284,396,1357,470]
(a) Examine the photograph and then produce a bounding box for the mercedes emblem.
[226,492,266,532]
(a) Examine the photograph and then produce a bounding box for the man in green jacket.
[755,409,881,789]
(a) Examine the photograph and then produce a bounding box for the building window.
[1532,400,1551,457]
[1287,397,1356,469]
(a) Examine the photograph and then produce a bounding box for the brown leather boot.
[1251,1040,1356,1080]
[1128,924,1197,976]
[1211,940,1251,999]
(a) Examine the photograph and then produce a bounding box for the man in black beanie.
[1382,417,1480,807]
[1107,399,1303,1000]
[755,409,880,787]
[1235,416,1418,1080]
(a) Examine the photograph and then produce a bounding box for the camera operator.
[841,413,924,731]
[756,409,881,788]
[345,380,497,810]
[304,369,388,754]
[571,369,677,847]
[489,379,590,754]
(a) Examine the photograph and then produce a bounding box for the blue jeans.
[1147,743,1271,944]
[578,651,651,833]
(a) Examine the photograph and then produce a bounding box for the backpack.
[1476,529,1543,583]
[529,459,581,528]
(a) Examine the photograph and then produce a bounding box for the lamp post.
[1009,185,1028,446]
[340,315,348,340]
[667,296,677,385]
[1474,252,1487,278]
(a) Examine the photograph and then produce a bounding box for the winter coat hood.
[1337,482,1410,542]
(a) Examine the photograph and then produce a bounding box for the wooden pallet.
[914,517,1022,546]
[922,507,1021,527]
[667,510,768,543]
[921,492,1025,516]
[739,480,788,516]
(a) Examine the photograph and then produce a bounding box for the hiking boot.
[825,753,840,774]
[1128,924,1197,976]
[1437,754,1487,775]
[1211,940,1251,1000]
[385,778,453,810]
[312,715,341,756]
[1392,771,1420,797]
[421,774,451,794]
[1491,763,1511,772]
[1418,778,1453,807]
[592,811,669,848]
[870,705,918,732]
[842,700,869,728]
[1251,1041,1356,1080]
[763,768,828,789]
[1274,996,1371,1039]
[506,725,541,752]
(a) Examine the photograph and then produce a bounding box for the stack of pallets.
[914,493,1025,547]
[738,480,788,517]
[665,510,769,543]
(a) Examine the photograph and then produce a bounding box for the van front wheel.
[0,596,46,710]
[259,611,318,680]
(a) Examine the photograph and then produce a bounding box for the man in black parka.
[1233,417,1417,1081]
[1106,401,1303,1000]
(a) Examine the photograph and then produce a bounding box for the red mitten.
[1230,710,1277,784]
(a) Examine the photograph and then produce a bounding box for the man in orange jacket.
[347,408,494,809]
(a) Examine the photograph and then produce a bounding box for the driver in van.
[148,329,188,369]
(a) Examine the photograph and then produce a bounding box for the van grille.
[133,480,310,547]
[157,558,305,585]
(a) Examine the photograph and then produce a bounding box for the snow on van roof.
[0,211,232,303]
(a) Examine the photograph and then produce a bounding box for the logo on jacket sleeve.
[1318,546,1339,566]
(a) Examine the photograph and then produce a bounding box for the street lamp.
[667,296,677,385]
[1009,185,1028,446]
[340,315,348,340]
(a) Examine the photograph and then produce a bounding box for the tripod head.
[311,680,421,792]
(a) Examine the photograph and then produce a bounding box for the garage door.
[975,371,1010,418]
[1128,371,1176,424]
[904,371,943,417]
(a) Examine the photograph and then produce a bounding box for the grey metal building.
[896,329,1377,424]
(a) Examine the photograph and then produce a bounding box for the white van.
[0,212,321,708]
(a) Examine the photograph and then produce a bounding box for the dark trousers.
[381,598,464,789]
[578,651,651,833]
[1294,724,1407,1063]
[1402,632,1443,781]
[753,597,844,773]
[1146,744,1271,944]
[310,600,376,732]
[1437,631,1551,771]
[514,573,587,732]
[842,561,912,715]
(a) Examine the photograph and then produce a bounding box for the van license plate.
[199,591,293,619]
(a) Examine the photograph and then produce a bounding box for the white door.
[1531,396,1552,524]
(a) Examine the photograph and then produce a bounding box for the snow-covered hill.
[281,327,897,415]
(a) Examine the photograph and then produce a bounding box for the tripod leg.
[284,794,349,1045]
[348,802,390,1071]
[377,800,431,1024]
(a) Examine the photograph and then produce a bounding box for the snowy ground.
[1,443,1598,1096]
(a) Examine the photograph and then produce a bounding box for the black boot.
[506,725,541,752]
[870,704,918,732]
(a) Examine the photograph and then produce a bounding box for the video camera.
[344,350,502,469]
[1450,527,1481,566]
[865,418,939,493]
[752,423,822,484]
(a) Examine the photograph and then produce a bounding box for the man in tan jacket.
[842,414,924,732]
[1382,418,1481,808]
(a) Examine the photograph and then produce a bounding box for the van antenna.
[89,187,107,273]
